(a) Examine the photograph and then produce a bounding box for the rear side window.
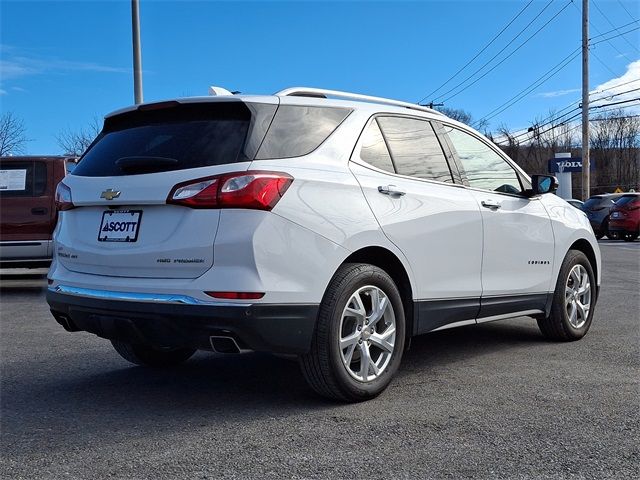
[73,102,277,177]
[256,105,351,159]
[358,120,395,173]
[377,116,453,183]
[0,161,47,197]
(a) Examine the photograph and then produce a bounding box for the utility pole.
[581,0,590,200]
[131,0,143,104]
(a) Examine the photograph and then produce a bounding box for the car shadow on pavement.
[1,318,548,439]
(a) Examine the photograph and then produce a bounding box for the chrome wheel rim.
[565,265,591,329]
[339,285,396,382]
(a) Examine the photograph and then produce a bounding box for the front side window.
[358,119,395,173]
[445,126,522,194]
[377,116,453,183]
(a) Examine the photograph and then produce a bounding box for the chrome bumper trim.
[49,285,248,307]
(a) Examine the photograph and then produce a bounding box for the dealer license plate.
[98,210,142,242]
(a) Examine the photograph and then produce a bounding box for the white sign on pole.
[0,169,27,191]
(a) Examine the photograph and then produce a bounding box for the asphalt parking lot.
[1,241,638,479]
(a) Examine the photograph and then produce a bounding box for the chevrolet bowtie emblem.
[100,189,121,201]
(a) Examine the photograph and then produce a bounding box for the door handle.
[31,207,48,215]
[481,200,501,210]
[378,185,406,196]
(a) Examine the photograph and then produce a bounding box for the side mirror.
[529,174,558,196]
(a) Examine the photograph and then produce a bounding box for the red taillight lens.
[205,291,265,300]
[167,171,293,210]
[54,182,74,211]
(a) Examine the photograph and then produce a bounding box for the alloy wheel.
[339,286,397,382]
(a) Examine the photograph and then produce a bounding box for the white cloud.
[590,59,640,115]
[0,45,128,82]
[538,88,581,98]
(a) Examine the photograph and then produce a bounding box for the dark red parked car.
[608,193,640,242]
[0,156,75,268]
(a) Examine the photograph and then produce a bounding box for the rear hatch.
[56,98,278,278]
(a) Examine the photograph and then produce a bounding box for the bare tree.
[56,117,102,156]
[0,112,29,156]
[436,106,489,132]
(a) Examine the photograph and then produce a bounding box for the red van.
[0,156,74,268]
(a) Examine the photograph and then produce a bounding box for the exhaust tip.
[209,335,241,354]
[51,311,80,332]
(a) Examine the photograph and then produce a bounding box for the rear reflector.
[205,292,265,300]
[167,171,293,210]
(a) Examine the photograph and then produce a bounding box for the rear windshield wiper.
[115,156,179,173]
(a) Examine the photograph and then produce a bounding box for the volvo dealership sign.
[548,157,595,173]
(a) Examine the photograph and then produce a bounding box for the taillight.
[167,171,293,210]
[54,182,74,211]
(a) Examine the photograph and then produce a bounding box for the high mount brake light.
[167,171,293,210]
[55,182,75,211]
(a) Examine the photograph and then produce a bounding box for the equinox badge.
[100,189,121,201]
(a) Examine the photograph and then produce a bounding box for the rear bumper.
[608,219,639,234]
[0,240,51,268]
[46,288,318,355]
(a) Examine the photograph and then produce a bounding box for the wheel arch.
[568,238,599,299]
[342,246,415,349]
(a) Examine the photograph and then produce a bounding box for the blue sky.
[1,0,639,154]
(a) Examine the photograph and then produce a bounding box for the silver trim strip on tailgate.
[49,285,249,307]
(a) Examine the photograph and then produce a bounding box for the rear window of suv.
[73,102,277,177]
[73,102,351,176]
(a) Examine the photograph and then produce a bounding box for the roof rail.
[275,87,443,116]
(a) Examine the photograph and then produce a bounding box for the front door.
[442,125,555,320]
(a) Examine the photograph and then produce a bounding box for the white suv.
[47,87,601,401]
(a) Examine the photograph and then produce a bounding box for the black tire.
[594,231,604,240]
[111,340,196,367]
[623,232,638,242]
[299,263,406,402]
[537,250,596,341]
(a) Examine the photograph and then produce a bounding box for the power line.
[590,19,640,38]
[474,47,581,125]
[418,0,536,103]
[591,87,640,102]
[495,99,640,145]
[439,1,573,103]
[570,0,633,63]
[591,50,618,76]
[591,25,640,45]
[616,1,639,23]
[593,0,640,53]
[426,0,559,103]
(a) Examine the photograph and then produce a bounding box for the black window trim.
[349,113,466,189]
[439,121,533,199]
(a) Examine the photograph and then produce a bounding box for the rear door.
[350,115,483,333]
[442,124,555,318]
[56,99,278,279]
